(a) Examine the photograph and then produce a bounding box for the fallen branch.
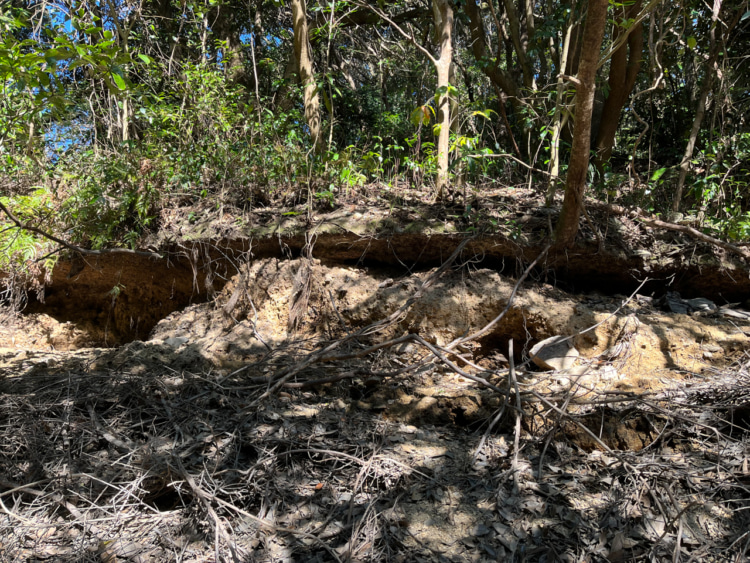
[640,216,750,261]
[587,200,750,261]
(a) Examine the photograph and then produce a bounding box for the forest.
[1,0,748,261]
[2,0,750,562]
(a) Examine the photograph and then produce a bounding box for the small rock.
[164,336,189,348]
[529,336,579,371]
[553,376,570,387]
[659,292,716,314]
[686,297,717,312]
[395,342,416,355]
[662,292,690,314]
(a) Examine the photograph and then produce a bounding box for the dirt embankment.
[3,254,748,418]
[10,199,750,345]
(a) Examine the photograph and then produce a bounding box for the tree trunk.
[433,0,454,199]
[502,0,535,91]
[290,0,323,153]
[463,0,522,104]
[672,0,722,216]
[463,0,522,157]
[212,6,251,90]
[593,0,644,177]
[104,0,133,143]
[545,15,574,206]
[554,0,609,247]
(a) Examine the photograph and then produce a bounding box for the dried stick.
[509,340,523,495]
[586,200,750,261]
[640,216,750,261]
[170,455,241,563]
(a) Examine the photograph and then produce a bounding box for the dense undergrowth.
[4,61,749,241]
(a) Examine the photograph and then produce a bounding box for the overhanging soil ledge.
[11,222,750,346]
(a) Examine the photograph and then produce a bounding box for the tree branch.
[0,201,163,260]
[350,0,437,65]
[587,201,750,262]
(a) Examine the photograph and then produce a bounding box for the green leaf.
[111,67,127,90]
[322,89,332,113]
[137,54,152,64]
[111,72,127,90]
[471,109,496,120]
[687,36,697,50]
[651,167,667,182]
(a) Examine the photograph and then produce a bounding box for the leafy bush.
[0,190,58,304]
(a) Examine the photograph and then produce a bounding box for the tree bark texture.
[593,0,644,176]
[291,0,323,153]
[555,0,609,247]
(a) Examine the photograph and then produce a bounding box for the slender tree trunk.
[433,0,454,199]
[546,16,574,206]
[104,0,130,143]
[214,12,250,88]
[463,0,522,104]
[122,98,130,142]
[672,0,722,216]
[502,0,535,91]
[555,0,609,247]
[290,0,323,153]
[463,0,522,157]
[449,61,459,135]
[200,10,209,61]
[593,0,644,177]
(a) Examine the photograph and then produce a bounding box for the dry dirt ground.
[2,249,750,562]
